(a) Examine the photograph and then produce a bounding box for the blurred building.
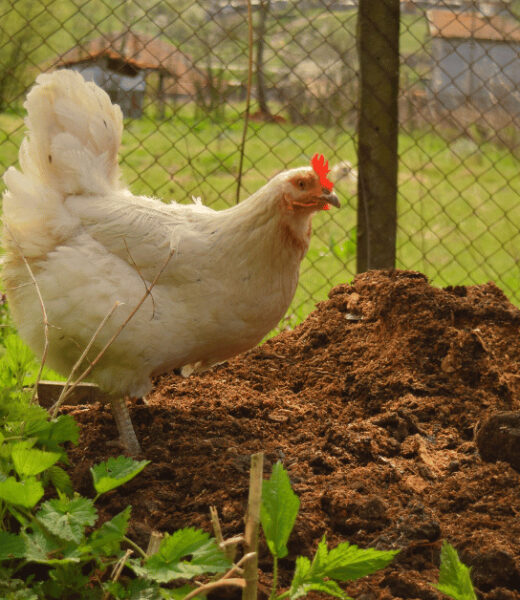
[428,9,520,114]
[51,31,205,118]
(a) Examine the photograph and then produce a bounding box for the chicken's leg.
[110,397,142,456]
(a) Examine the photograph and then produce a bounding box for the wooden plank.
[357,0,400,272]
[37,380,109,408]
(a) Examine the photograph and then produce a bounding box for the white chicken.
[2,70,339,450]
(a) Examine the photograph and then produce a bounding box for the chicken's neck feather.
[198,181,312,314]
[217,181,312,263]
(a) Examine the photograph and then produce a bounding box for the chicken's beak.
[321,190,340,209]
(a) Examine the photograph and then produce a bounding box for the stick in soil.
[242,452,264,600]
[211,505,240,562]
[210,505,224,546]
[146,530,163,556]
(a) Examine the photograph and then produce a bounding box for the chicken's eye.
[298,180,305,190]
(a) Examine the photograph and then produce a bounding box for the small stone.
[267,412,289,423]
[476,411,520,472]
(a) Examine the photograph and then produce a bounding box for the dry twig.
[182,578,246,600]
[211,505,243,562]
[210,504,225,546]
[182,552,256,600]
[50,301,120,417]
[67,247,174,388]
[50,247,175,416]
[235,0,253,204]
[102,548,133,600]
[123,238,156,319]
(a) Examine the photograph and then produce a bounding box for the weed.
[0,404,230,599]
[261,462,399,599]
[433,541,477,600]
[0,333,234,599]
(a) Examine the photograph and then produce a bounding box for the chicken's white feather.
[2,69,332,397]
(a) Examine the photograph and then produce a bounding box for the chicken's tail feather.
[3,70,123,256]
[17,69,122,196]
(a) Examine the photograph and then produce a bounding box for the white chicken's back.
[3,70,339,398]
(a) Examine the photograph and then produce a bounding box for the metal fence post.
[357,0,400,272]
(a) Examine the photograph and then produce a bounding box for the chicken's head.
[280,154,340,213]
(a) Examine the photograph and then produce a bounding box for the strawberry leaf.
[287,537,398,599]
[90,456,149,494]
[41,414,80,446]
[0,476,44,508]
[321,539,399,581]
[88,506,131,554]
[0,532,26,560]
[141,527,230,583]
[36,496,97,543]
[23,525,82,564]
[11,444,60,477]
[46,465,74,496]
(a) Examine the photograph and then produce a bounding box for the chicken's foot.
[110,397,142,456]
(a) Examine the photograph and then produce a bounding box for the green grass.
[397,127,520,301]
[400,11,431,57]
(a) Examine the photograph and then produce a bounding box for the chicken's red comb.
[311,153,334,191]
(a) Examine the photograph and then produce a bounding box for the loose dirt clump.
[66,270,520,599]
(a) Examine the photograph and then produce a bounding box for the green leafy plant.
[130,527,231,583]
[0,443,232,599]
[0,335,233,599]
[0,394,79,520]
[0,302,63,388]
[261,462,399,599]
[90,455,149,497]
[433,541,477,600]
[0,447,144,598]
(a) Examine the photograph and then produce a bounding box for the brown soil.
[65,270,520,599]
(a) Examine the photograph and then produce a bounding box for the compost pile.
[67,270,520,599]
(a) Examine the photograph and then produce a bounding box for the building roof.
[428,9,520,43]
[52,31,196,75]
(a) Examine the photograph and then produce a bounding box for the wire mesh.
[0,0,518,333]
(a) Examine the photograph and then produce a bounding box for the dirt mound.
[66,270,520,599]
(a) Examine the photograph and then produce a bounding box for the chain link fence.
[399,1,520,307]
[0,0,519,330]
